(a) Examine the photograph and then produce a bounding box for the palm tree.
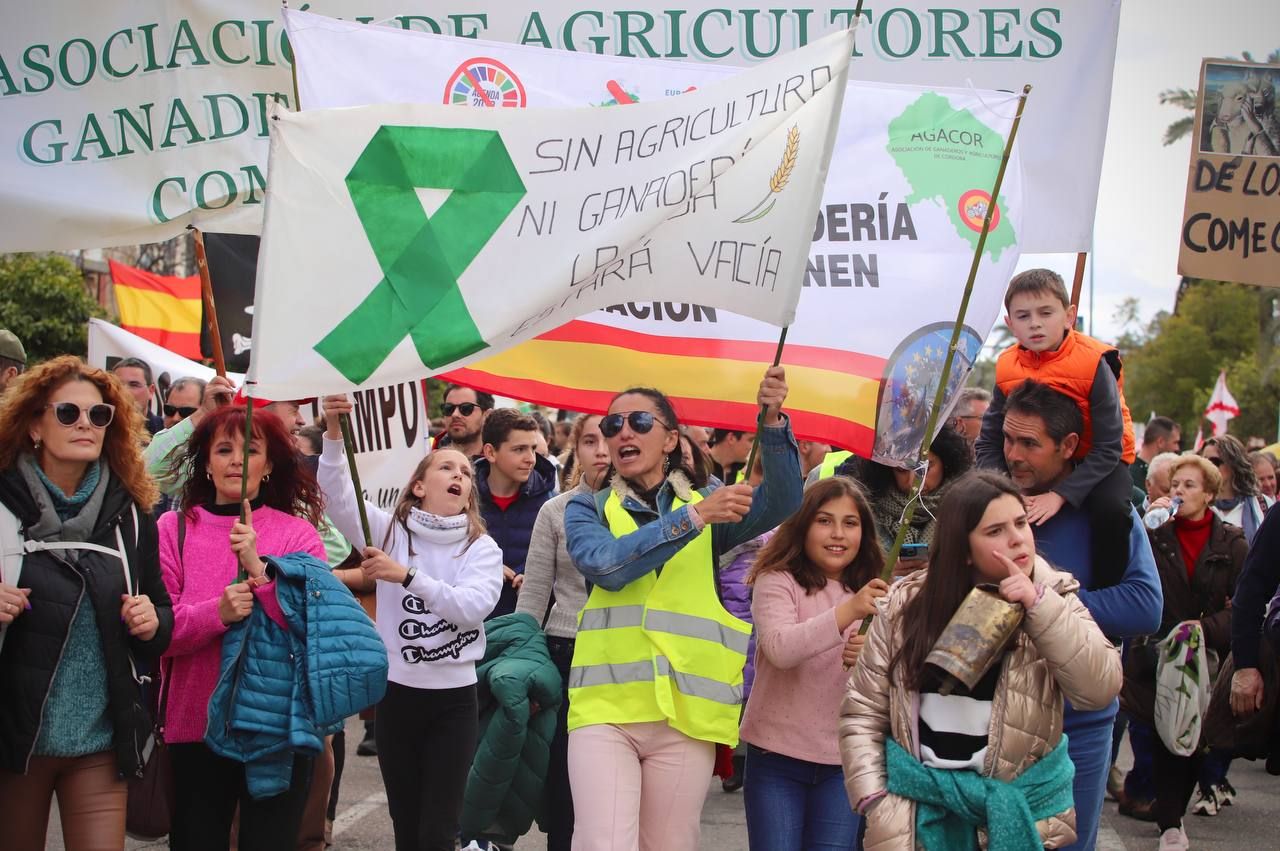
[1159,49,1280,145]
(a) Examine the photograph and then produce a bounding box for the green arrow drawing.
[315,126,527,383]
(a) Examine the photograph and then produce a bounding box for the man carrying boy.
[475,408,557,619]
[976,268,1138,587]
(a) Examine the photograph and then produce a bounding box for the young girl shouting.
[840,472,1121,850]
[319,395,502,851]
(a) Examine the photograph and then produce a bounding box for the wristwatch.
[401,566,417,588]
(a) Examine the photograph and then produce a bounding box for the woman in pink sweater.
[741,477,888,850]
[159,405,327,851]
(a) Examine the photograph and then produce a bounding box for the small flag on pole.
[1204,370,1240,437]
[108,260,202,359]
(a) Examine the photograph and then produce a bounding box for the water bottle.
[1144,497,1183,530]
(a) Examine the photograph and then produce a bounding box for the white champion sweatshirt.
[319,437,503,690]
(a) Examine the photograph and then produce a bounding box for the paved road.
[48,717,1279,850]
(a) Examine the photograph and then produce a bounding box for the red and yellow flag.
[108,260,202,359]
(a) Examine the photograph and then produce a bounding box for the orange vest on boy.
[995,330,1136,464]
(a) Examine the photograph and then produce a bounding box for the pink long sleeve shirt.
[158,505,325,744]
[740,570,856,765]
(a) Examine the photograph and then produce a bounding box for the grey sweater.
[515,482,591,640]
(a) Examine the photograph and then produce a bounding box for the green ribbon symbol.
[315,126,526,384]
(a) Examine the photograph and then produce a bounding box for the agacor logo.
[957,189,1000,234]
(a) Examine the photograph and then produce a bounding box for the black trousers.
[1152,739,1205,831]
[377,681,478,851]
[545,636,577,851]
[169,742,313,851]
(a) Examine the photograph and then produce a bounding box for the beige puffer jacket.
[839,557,1121,850]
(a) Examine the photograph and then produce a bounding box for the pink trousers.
[567,722,715,851]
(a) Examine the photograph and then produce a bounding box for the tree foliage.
[0,254,104,362]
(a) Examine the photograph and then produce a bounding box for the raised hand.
[994,550,1038,609]
[692,484,754,525]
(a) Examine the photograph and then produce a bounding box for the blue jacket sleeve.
[714,418,802,554]
[1074,506,1163,638]
[564,492,703,592]
[974,386,1008,472]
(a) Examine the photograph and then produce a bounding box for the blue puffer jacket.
[477,454,557,619]
[205,552,388,798]
[717,531,772,703]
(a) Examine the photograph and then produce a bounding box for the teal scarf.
[885,735,1075,851]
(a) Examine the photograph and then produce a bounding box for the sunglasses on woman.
[599,411,671,438]
[442,402,480,416]
[45,402,115,428]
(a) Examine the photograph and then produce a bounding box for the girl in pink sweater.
[741,477,889,851]
[159,405,326,851]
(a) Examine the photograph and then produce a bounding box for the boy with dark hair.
[476,408,557,619]
[976,268,1137,590]
[708,428,752,484]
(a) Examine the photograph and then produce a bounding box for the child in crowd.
[318,395,503,851]
[975,268,1139,594]
[740,477,888,849]
[840,472,1121,849]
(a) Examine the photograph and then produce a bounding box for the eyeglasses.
[45,402,115,428]
[600,411,671,438]
[442,402,480,417]
[164,404,198,419]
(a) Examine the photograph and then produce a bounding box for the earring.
[205,471,212,480]
[663,455,671,474]
[32,439,40,451]
[262,474,271,483]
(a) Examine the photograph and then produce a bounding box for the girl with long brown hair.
[318,395,502,851]
[0,356,172,850]
[739,477,888,849]
[840,471,1121,850]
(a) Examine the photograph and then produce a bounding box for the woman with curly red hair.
[159,404,327,850]
[0,355,172,851]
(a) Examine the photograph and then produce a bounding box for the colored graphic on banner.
[444,58,527,107]
[957,190,1000,234]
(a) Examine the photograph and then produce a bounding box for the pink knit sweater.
[157,505,325,744]
[740,570,856,765]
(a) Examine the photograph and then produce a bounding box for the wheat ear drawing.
[735,125,800,224]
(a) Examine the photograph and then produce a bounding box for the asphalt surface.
[45,717,1280,849]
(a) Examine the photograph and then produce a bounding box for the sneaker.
[356,727,377,757]
[1106,764,1125,802]
[1158,825,1189,851]
[1119,797,1158,822]
[1190,785,1220,817]
[1215,780,1237,807]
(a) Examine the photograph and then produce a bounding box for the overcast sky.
[1008,0,1279,344]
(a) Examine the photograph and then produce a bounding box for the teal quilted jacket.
[205,552,388,798]
[461,612,563,843]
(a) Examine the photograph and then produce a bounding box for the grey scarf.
[18,454,111,557]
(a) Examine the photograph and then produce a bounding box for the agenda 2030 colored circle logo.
[444,58,527,108]
[957,189,1000,233]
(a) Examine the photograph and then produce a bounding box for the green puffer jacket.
[461,612,563,844]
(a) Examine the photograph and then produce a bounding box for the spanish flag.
[109,260,202,359]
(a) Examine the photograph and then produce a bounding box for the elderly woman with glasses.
[0,356,172,851]
[561,367,802,851]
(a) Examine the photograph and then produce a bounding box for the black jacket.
[0,468,173,778]
[475,454,557,619]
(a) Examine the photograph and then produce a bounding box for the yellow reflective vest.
[816,450,853,480]
[567,489,752,746]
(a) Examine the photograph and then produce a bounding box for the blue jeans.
[744,745,861,851]
[1124,719,1156,802]
[1060,714,1113,851]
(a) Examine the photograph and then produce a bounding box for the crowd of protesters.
[2,267,1280,851]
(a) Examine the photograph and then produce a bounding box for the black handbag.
[125,513,184,840]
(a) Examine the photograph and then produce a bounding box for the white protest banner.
[289,11,1023,462]
[2,1,1114,254]
[87,319,428,509]
[246,29,853,399]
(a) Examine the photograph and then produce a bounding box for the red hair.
[175,405,324,526]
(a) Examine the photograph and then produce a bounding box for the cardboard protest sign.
[1,1,1117,254]
[1178,58,1280,287]
[247,28,853,400]
[87,319,429,509]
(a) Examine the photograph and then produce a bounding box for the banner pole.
[189,226,228,377]
[339,413,373,547]
[855,83,1033,639]
[1070,251,1087,310]
[741,326,790,480]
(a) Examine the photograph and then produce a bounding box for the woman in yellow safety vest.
[562,367,803,851]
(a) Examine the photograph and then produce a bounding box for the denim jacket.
[565,418,802,592]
